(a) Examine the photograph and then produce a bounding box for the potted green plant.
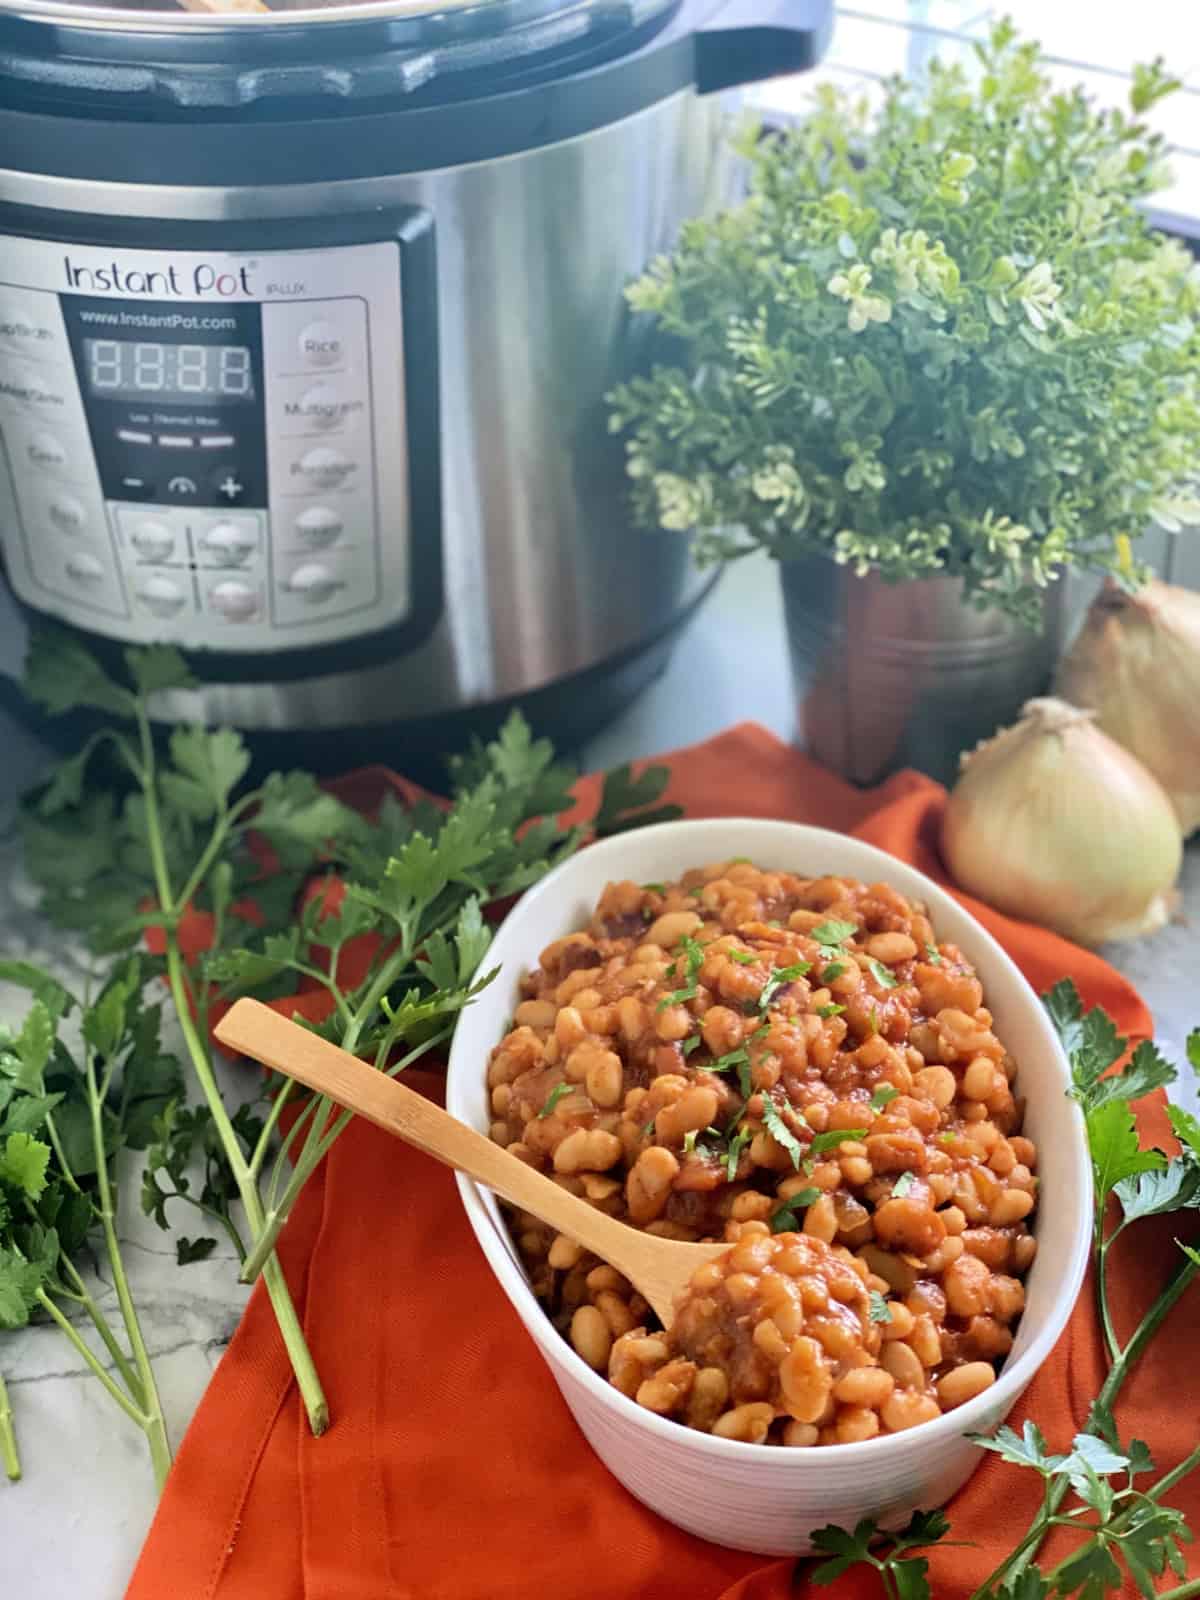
[609,25,1200,785]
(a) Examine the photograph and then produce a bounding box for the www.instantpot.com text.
[76,306,238,333]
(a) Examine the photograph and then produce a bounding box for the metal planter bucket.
[779,555,1065,787]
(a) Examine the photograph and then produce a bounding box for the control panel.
[0,237,411,652]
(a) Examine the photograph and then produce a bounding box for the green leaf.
[207,931,302,991]
[124,644,194,697]
[1,1092,64,1138]
[869,1289,893,1323]
[865,958,899,990]
[895,1509,951,1549]
[971,1420,1061,1475]
[656,936,706,1012]
[817,1003,846,1018]
[870,1084,900,1111]
[770,1188,819,1232]
[1093,1040,1177,1111]
[759,961,811,1012]
[0,1246,46,1329]
[252,772,363,863]
[593,762,682,837]
[121,1052,185,1150]
[1053,1539,1122,1600]
[808,1127,868,1158]
[724,1124,752,1180]
[1060,1432,1129,1490]
[8,1002,56,1092]
[1167,1103,1200,1163]
[176,1236,217,1266]
[1115,1160,1200,1224]
[892,1170,916,1198]
[809,919,858,948]
[891,1559,931,1600]
[1187,1031,1200,1077]
[810,1518,878,1585]
[538,1081,573,1118]
[0,963,72,1022]
[0,1133,51,1199]
[23,628,131,717]
[163,726,250,820]
[761,1097,805,1170]
[1087,1100,1166,1211]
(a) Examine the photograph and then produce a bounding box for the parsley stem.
[1144,1440,1200,1506]
[1096,1236,1121,1365]
[1002,1250,1200,1588]
[1157,1581,1200,1600]
[248,1077,297,1181]
[34,1289,148,1430]
[0,1371,19,1481]
[135,701,329,1438]
[83,1040,171,1491]
[59,1256,144,1403]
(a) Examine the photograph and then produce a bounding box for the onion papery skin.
[1057,580,1200,837]
[941,697,1183,947]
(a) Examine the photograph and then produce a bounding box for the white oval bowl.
[446,818,1091,1556]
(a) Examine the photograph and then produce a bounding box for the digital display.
[83,338,255,403]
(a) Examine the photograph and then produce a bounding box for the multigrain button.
[208,579,258,622]
[296,446,353,490]
[295,505,343,548]
[130,519,175,562]
[295,384,343,432]
[48,494,86,534]
[200,521,258,567]
[136,574,187,619]
[297,319,344,368]
[65,550,106,585]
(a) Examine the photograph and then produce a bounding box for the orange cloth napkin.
[126,724,1196,1600]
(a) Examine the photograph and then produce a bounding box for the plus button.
[215,470,246,504]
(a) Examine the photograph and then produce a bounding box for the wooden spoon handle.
[216,998,646,1271]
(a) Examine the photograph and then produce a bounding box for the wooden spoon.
[215,998,728,1327]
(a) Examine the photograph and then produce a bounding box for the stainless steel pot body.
[779,556,1065,787]
[0,90,732,733]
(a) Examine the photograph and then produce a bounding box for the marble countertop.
[1,553,1196,1597]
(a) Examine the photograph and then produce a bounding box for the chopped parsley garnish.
[656,934,705,1011]
[759,960,811,1013]
[701,1044,749,1076]
[936,1131,959,1149]
[681,1033,702,1057]
[683,1129,699,1155]
[729,949,759,966]
[868,1290,894,1324]
[867,1006,880,1035]
[539,1081,574,1118]
[892,1170,916,1197]
[642,882,667,894]
[870,1083,900,1111]
[770,1187,820,1232]
[809,918,858,948]
[643,1118,656,1138]
[807,1127,868,1158]
[687,885,704,899]
[866,957,900,990]
[925,942,943,965]
[821,962,847,983]
[729,856,753,865]
[724,1125,752,1180]
[767,920,783,929]
[762,1097,806,1170]
[817,1002,846,1019]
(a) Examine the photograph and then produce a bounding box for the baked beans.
[486,861,1038,1446]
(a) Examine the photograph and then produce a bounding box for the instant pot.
[0,0,830,769]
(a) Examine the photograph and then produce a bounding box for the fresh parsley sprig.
[19,629,681,1443]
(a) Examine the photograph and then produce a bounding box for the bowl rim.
[447,816,1092,1467]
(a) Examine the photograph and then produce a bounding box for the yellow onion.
[1057,579,1200,835]
[942,697,1182,946]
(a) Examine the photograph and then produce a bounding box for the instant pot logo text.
[63,256,254,298]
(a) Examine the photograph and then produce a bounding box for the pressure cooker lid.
[0,0,679,109]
